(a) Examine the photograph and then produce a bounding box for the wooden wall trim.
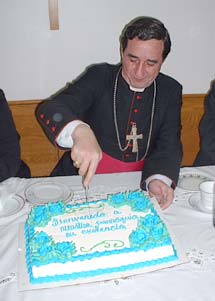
[9,99,59,177]
[181,94,205,166]
[8,94,206,176]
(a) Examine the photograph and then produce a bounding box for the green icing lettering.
[80,239,124,252]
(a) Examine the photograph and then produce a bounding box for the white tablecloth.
[0,166,215,301]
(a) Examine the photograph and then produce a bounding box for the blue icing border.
[31,255,178,284]
[28,253,178,284]
[24,190,178,284]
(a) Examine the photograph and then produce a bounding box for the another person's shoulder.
[0,89,9,110]
[209,81,215,95]
[0,89,7,102]
[204,81,215,107]
[211,81,215,89]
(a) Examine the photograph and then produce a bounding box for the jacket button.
[53,113,63,122]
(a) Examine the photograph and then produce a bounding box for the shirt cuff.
[56,120,90,148]
[145,174,173,190]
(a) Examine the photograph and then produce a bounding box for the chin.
[133,84,145,89]
[130,78,151,88]
[134,81,154,89]
[131,82,147,89]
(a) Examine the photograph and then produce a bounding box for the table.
[1,166,215,301]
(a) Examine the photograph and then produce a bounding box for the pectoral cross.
[126,123,143,153]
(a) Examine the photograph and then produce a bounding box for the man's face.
[121,38,164,89]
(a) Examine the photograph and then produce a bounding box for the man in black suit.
[0,89,30,182]
[194,82,215,166]
[36,16,182,209]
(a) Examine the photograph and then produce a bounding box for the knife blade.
[84,185,89,203]
[82,175,92,225]
[82,175,89,202]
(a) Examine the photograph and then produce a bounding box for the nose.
[134,62,146,79]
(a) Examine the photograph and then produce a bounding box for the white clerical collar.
[129,85,145,92]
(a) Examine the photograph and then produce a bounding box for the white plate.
[0,195,25,218]
[178,171,213,192]
[189,193,212,214]
[24,181,73,205]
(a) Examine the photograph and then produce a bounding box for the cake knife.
[82,177,91,221]
[84,185,89,203]
[82,175,89,203]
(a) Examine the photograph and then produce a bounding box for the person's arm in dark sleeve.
[141,81,183,187]
[194,82,215,166]
[0,89,22,182]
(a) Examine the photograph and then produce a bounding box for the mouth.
[130,74,147,83]
[131,76,154,89]
[122,70,149,89]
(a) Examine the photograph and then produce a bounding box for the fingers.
[157,193,173,209]
[72,152,102,187]
[82,161,98,188]
[73,159,98,188]
[71,124,102,186]
[73,160,81,169]
[160,191,174,209]
[148,180,174,210]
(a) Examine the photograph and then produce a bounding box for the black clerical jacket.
[194,82,215,166]
[0,89,30,182]
[36,63,182,186]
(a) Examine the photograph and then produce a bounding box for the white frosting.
[34,202,142,252]
[33,245,174,278]
[30,199,176,280]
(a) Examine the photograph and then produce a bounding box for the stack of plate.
[24,181,73,205]
[178,170,214,214]
[0,194,25,218]
[178,170,213,192]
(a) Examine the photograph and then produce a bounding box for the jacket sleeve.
[0,89,22,182]
[141,80,183,186]
[194,82,215,166]
[35,65,105,147]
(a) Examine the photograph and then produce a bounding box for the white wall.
[0,0,215,100]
